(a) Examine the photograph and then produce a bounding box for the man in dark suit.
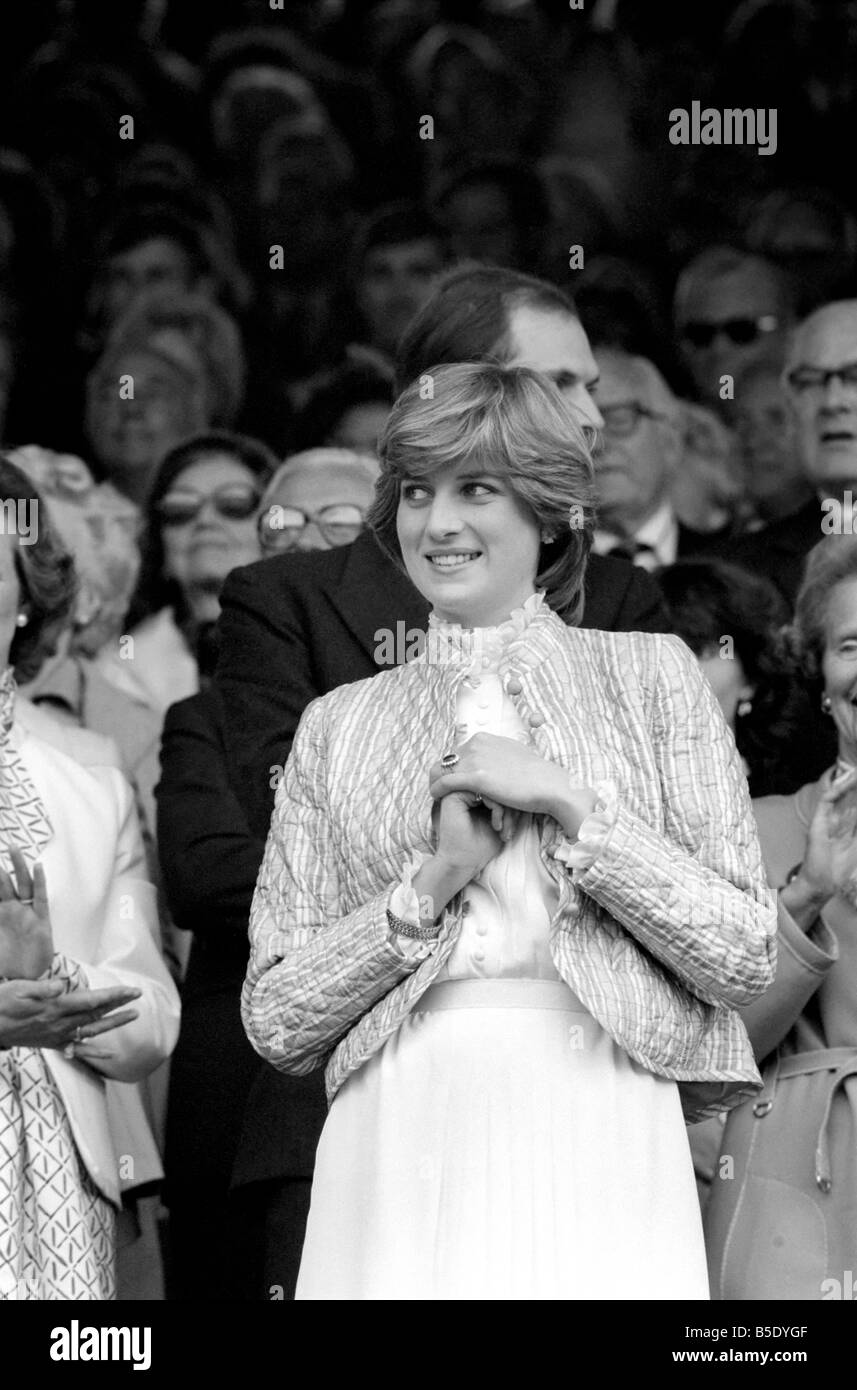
[590,345,734,571]
[214,262,672,1291]
[721,300,857,606]
[218,264,671,840]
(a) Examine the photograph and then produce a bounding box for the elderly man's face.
[593,351,676,534]
[785,303,857,493]
[677,266,785,407]
[87,350,207,506]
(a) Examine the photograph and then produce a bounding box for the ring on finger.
[440,750,460,769]
[74,1025,83,1044]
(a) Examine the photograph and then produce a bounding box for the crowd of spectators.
[2,0,857,1303]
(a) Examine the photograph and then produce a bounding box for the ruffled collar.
[426,591,546,670]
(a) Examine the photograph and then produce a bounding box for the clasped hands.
[428,732,596,877]
[0,849,140,1057]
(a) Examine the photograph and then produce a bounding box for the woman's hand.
[0,852,53,980]
[429,734,596,837]
[0,977,142,1052]
[794,766,857,910]
[432,788,503,882]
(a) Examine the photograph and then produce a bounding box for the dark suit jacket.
[157,686,326,1196]
[216,530,672,841]
[677,521,736,559]
[717,499,823,607]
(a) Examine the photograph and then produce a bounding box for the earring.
[541,530,556,544]
[821,693,833,715]
[736,698,753,719]
[15,613,27,628]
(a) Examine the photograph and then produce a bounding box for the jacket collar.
[323,531,429,667]
[413,594,573,693]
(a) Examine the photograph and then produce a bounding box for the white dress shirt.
[593,500,679,570]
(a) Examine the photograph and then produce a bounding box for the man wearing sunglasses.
[724,299,857,607]
[674,246,795,416]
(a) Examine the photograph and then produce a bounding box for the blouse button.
[473,950,486,963]
[475,921,488,937]
[505,677,523,695]
[528,711,546,728]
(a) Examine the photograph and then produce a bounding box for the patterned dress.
[0,669,114,1300]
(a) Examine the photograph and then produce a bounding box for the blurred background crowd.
[2,0,857,1302]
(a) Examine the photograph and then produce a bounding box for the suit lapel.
[325,532,430,668]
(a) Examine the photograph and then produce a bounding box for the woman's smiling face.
[821,574,857,761]
[396,459,542,626]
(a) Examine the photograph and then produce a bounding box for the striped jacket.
[242,604,777,1122]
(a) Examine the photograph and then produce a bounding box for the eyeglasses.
[786,363,857,394]
[600,403,667,438]
[680,315,779,349]
[156,483,263,526]
[258,503,366,552]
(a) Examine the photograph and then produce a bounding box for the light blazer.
[11,701,181,1206]
[243,607,777,1123]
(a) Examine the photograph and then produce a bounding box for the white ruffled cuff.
[552,779,620,875]
[389,852,438,962]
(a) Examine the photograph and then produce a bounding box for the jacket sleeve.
[155,691,266,937]
[740,897,837,1060]
[241,695,422,1075]
[75,766,181,1082]
[567,634,777,1008]
[216,559,321,842]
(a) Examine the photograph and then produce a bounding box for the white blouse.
[390,593,617,968]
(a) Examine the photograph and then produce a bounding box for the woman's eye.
[463,482,495,497]
[401,483,429,502]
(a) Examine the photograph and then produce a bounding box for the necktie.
[607,540,656,564]
[0,667,52,873]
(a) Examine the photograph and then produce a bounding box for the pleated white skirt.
[296,979,709,1301]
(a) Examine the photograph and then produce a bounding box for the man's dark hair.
[395,263,579,395]
[351,200,445,277]
[99,207,209,279]
[296,360,395,449]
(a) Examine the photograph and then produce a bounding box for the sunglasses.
[680,315,779,349]
[786,363,857,393]
[600,403,668,438]
[156,484,262,526]
[258,503,365,552]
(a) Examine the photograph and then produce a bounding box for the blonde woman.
[243,363,776,1300]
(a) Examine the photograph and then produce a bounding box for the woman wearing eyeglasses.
[95,431,277,715]
[257,449,379,558]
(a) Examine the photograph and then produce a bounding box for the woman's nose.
[192,498,222,526]
[425,496,463,534]
[294,521,329,550]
